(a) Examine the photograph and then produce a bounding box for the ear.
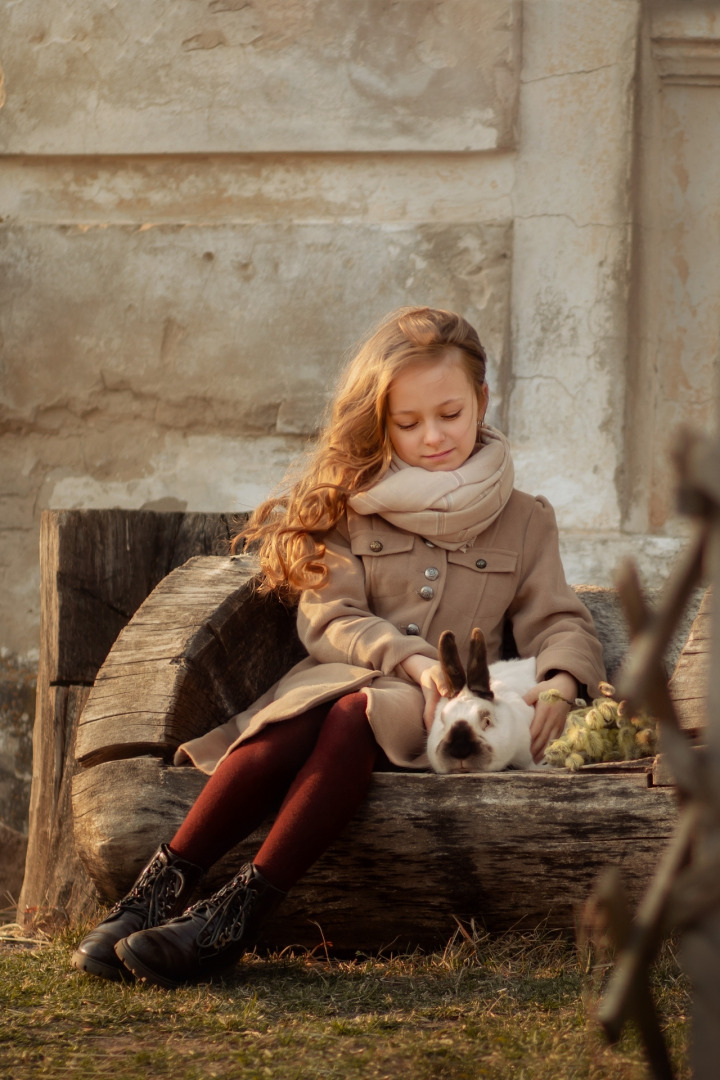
[438,630,467,697]
[466,627,494,702]
[477,382,490,424]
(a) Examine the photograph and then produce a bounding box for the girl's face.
[386,350,488,471]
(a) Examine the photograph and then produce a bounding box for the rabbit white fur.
[427,628,538,774]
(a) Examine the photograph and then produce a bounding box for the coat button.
[475,558,487,569]
[419,585,434,600]
[369,540,383,552]
[424,567,439,581]
[424,539,435,547]
[406,623,420,635]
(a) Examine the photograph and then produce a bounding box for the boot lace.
[195,868,258,951]
[111,854,189,926]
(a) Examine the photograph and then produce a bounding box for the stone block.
[1,221,513,433]
[0,0,519,153]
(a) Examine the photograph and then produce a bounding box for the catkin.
[543,685,657,771]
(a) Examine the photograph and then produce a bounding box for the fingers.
[523,685,540,707]
[530,701,571,763]
[422,698,438,731]
[420,664,447,731]
[421,683,441,730]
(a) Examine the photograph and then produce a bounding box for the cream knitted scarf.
[348,426,515,550]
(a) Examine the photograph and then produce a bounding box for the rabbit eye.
[480,710,492,730]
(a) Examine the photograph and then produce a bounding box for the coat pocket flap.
[447,547,518,574]
[350,532,415,557]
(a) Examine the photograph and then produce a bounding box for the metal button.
[475,558,487,569]
[369,540,383,552]
[419,585,434,600]
[406,623,420,636]
[424,567,439,581]
[424,539,435,547]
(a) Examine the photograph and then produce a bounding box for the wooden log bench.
[18,509,709,952]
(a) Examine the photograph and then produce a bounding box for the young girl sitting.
[72,306,606,989]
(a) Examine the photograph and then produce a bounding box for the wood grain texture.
[75,555,306,766]
[41,509,238,685]
[72,758,679,950]
[669,587,712,732]
[575,584,704,686]
[18,684,97,925]
[18,509,242,926]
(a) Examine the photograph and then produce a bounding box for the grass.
[0,918,690,1080]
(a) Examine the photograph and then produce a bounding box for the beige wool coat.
[176,488,606,774]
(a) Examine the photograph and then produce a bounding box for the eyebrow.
[389,397,466,416]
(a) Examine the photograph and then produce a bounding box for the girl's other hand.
[400,654,448,731]
[523,672,578,763]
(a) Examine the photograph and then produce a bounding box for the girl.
[72,307,605,989]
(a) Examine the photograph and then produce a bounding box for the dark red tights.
[169,693,377,893]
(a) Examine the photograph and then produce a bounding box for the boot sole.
[71,948,133,982]
[114,939,185,990]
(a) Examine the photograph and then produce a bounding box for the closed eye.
[394,411,462,431]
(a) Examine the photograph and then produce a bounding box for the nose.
[423,421,444,447]
[447,720,478,760]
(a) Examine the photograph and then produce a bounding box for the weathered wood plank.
[669,587,712,732]
[75,555,306,766]
[77,660,244,759]
[41,509,238,685]
[18,684,99,926]
[72,758,679,950]
[18,509,243,926]
[576,585,703,685]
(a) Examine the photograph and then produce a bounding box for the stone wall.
[1,1,719,839]
[1,0,520,663]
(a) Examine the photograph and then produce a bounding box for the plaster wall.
[1,0,717,673]
[510,0,642,584]
[625,4,720,538]
[2,0,521,663]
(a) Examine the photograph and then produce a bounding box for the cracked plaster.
[0,0,520,153]
[1,0,717,670]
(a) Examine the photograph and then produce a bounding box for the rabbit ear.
[466,627,494,701]
[438,630,467,697]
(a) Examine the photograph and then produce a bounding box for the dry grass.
[0,920,690,1080]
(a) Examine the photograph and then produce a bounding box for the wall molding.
[652,37,720,86]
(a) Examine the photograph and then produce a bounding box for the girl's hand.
[400,654,449,731]
[523,672,578,763]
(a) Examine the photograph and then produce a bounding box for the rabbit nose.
[446,720,478,760]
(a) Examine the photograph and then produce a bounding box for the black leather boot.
[115,863,285,989]
[71,844,204,981]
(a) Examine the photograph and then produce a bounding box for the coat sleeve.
[507,496,606,698]
[296,526,437,674]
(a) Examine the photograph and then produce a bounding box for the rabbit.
[427,627,538,774]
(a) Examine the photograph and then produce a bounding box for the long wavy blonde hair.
[237,306,488,595]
